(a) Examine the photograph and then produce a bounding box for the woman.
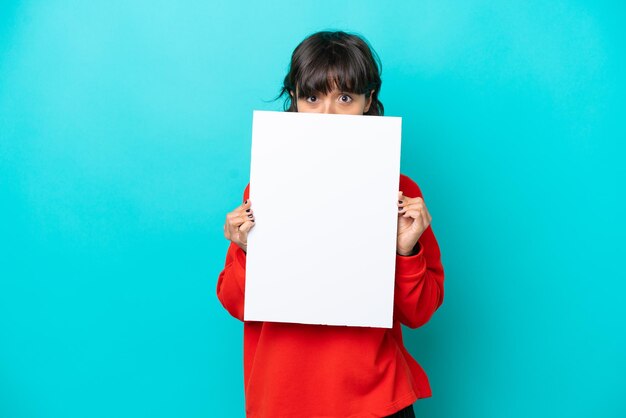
[217,30,445,418]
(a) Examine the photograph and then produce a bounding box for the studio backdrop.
[1,1,624,417]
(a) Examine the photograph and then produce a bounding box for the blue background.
[1,1,624,417]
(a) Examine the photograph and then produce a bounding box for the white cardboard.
[244,110,402,328]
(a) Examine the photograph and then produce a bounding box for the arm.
[216,184,251,321]
[393,175,445,329]
[216,242,247,321]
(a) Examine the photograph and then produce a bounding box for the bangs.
[294,44,373,98]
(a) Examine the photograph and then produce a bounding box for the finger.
[422,203,433,224]
[402,209,424,219]
[398,191,407,207]
[227,206,255,234]
[398,195,423,207]
[239,219,255,234]
[241,204,254,215]
[410,215,426,233]
[242,213,255,227]
[227,212,248,228]
[226,216,252,241]
[406,198,431,224]
[398,192,408,210]
[232,199,252,217]
[403,210,427,231]
[398,200,425,214]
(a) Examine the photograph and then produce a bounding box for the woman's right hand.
[223,199,255,253]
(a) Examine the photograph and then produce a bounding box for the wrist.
[397,242,420,257]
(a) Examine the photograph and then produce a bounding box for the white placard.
[244,110,402,328]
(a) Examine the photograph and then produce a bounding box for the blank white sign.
[244,110,402,328]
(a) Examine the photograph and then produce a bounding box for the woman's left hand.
[397,191,432,256]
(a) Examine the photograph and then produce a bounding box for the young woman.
[217,31,445,418]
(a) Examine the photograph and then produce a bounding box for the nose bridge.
[321,97,335,114]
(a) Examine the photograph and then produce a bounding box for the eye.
[339,94,353,103]
[305,96,318,103]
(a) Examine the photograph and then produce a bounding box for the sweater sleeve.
[216,184,251,322]
[393,175,445,329]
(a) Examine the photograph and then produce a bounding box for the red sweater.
[217,174,445,418]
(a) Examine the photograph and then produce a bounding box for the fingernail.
[398,200,403,204]
[246,209,251,212]
[251,219,255,222]
[248,214,253,218]
[244,200,248,204]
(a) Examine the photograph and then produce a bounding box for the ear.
[364,90,375,113]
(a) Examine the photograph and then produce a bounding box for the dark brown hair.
[277,31,384,116]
